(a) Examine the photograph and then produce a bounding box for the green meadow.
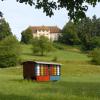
[0,44,100,100]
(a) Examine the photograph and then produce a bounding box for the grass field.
[0,44,100,100]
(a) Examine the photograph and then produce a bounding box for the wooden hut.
[22,61,61,81]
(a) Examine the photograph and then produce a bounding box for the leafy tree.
[90,36,100,49]
[59,21,80,45]
[1,0,100,21]
[21,27,33,44]
[0,18,12,40]
[76,17,93,50]
[91,15,100,36]
[0,35,21,68]
[32,35,54,56]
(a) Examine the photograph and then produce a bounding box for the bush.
[90,48,100,65]
[53,43,65,50]
[80,37,100,51]
[91,37,100,49]
[0,36,21,68]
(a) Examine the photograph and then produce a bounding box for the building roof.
[23,61,61,65]
[30,26,61,33]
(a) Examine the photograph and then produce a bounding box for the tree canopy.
[1,0,100,21]
[21,27,33,44]
[0,18,12,40]
[58,15,100,50]
[0,35,21,68]
[32,35,54,56]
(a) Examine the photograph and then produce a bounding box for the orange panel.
[36,76,50,81]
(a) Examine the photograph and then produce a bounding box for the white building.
[30,26,61,41]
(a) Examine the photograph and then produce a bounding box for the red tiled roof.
[30,26,61,33]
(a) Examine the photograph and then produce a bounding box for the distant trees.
[21,27,33,44]
[59,15,100,51]
[0,19,12,40]
[0,36,21,68]
[32,35,54,56]
[58,21,80,45]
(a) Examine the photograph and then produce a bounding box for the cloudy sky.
[0,0,100,40]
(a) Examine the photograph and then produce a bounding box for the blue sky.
[0,0,100,40]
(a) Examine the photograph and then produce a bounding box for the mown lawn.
[0,44,100,100]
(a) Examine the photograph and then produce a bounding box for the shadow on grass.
[0,93,32,100]
[51,81,100,98]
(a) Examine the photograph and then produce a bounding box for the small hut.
[22,61,61,81]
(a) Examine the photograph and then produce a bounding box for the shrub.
[0,35,21,68]
[53,43,65,50]
[91,37,100,49]
[90,48,100,65]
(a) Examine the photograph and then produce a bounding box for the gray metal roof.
[34,61,61,65]
[23,61,61,65]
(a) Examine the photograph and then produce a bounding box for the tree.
[58,21,80,45]
[92,15,100,36]
[0,35,21,68]
[1,0,100,21]
[32,35,54,56]
[0,18,12,40]
[76,17,93,50]
[21,27,33,44]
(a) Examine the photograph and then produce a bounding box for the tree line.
[0,18,20,68]
[58,15,100,51]
[0,15,100,68]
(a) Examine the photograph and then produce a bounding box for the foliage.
[90,36,100,49]
[59,16,100,51]
[21,27,33,44]
[53,43,65,50]
[32,36,54,56]
[58,21,80,45]
[77,16,100,50]
[1,0,100,21]
[0,35,21,68]
[90,48,100,65]
[0,18,12,40]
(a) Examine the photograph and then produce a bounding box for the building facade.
[30,26,61,41]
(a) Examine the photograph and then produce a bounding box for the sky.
[0,0,100,40]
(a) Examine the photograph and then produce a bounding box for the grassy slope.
[0,44,100,100]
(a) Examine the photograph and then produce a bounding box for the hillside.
[0,44,100,100]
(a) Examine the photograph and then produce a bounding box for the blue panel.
[50,76,60,81]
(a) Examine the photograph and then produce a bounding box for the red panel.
[45,66,49,75]
[36,76,50,81]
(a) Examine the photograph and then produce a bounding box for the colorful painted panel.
[50,76,60,81]
[50,65,59,76]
